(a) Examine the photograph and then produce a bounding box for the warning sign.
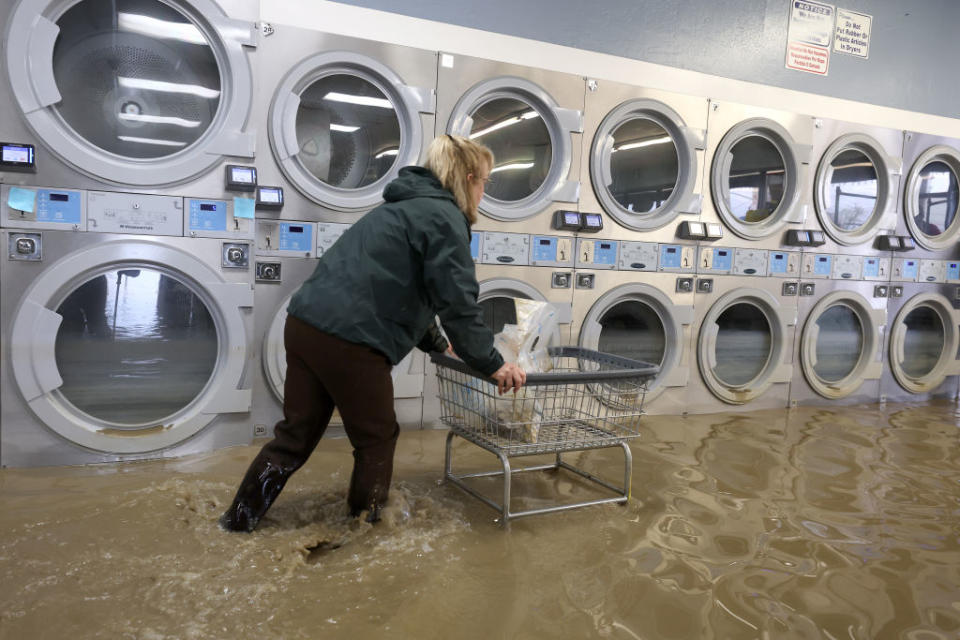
[786,0,835,75]
[834,8,871,58]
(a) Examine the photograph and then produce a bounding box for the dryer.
[256,26,437,222]
[1,187,254,467]
[579,77,709,246]
[1,0,258,196]
[436,53,584,236]
[701,100,815,253]
[789,253,889,406]
[252,220,427,437]
[899,131,960,260]
[685,246,798,414]
[879,257,960,403]
[569,237,696,415]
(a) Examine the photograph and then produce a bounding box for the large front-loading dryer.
[685,246,798,413]
[569,237,695,415]
[899,131,960,260]
[789,253,889,406]
[879,258,960,403]
[436,53,584,236]
[1,187,254,467]
[2,0,258,195]
[701,100,815,254]
[256,26,437,222]
[579,77,708,247]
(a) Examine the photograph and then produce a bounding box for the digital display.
[200,203,217,211]
[888,237,902,248]
[600,243,611,249]
[584,214,602,226]
[719,250,728,256]
[774,253,784,259]
[688,222,704,234]
[667,247,677,254]
[564,212,579,224]
[707,223,722,236]
[2,145,32,163]
[819,257,827,262]
[260,188,280,203]
[539,238,551,246]
[231,167,254,183]
[796,231,810,242]
[906,260,916,267]
[49,193,69,202]
[289,225,304,233]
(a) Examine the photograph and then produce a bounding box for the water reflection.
[823,148,879,231]
[54,268,218,425]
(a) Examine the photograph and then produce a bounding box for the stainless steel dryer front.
[789,253,889,406]
[2,0,258,194]
[436,53,584,236]
[1,188,254,467]
[257,26,437,222]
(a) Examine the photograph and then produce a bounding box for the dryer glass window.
[53,269,218,425]
[480,295,524,334]
[823,149,878,231]
[713,303,771,386]
[914,161,959,238]
[52,0,221,159]
[901,306,944,377]
[469,98,550,201]
[296,74,401,188]
[597,301,666,366]
[813,304,862,382]
[607,119,678,214]
[727,136,785,223]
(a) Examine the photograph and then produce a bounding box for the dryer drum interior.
[888,294,960,393]
[903,146,960,250]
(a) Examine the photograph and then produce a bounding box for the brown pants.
[223,315,399,529]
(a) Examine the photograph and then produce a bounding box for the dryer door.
[262,292,424,403]
[888,293,960,393]
[9,238,252,453]
[478,278,547,333]
[448,77,581,221]
[697,287,795,404]
[902,146,960,251]
[800,291,885,399]
[6,0,256,186]
[578,283,693,401]
[269,51,435,212]
[590,99,704,230]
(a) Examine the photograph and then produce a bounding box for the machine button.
[874,285,888,298]
[8,233,42,261]
[16,237,36,254]
[890,286,903,298]
[691,277,708,293]
[782,282,799,296]
[256,261,281,282]
[576,273,595,289]
[222,242,250,268]
[551,272,571,289]
[800,283,816,296]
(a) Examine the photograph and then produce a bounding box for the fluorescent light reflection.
[490,162,535,174]
[469,111,539,139]
[118,113,201,128]
[611,135,672,152]
[117,135,188,147]
[118,77,220,99]
[375,148,399,159]
[117,12,208,46]
[330,124,360,132]
[322,92,393,109]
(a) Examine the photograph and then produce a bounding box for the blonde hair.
[423,134,493,225]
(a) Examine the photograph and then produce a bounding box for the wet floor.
[1,401,959,639]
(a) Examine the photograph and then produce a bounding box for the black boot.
[219,457,294,533]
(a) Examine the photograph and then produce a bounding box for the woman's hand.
[491,362,526,395]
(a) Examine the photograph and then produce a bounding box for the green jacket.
[288,166,504,376]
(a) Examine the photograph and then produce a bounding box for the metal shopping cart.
[431,347,659,525]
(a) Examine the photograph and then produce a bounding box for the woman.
[220,134,526,532]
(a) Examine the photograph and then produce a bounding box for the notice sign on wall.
[834,8,872,58]
[786,0,834,75]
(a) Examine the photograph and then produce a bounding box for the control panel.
[802,253,832,279]
[316,222,350,257]
[658,244,695,273]
[892,258,919,282]
[862,257,890,282]
[256,220,316,257]
[732,248,768,276]
[470,231,482,262]
[618,241,658,272]
[698,246,733,274]
[575,238,618,269]
[530,235,574,267]
[186,198,253,240]
[481,232,530,265]
[768,250,801,278]
[2,185,85,230]
[946,260,960,283]
[87,191,182,236]
[831,254,862,281]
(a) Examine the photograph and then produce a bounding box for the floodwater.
[2,402,959,639]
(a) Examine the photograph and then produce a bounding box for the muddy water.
[2,402,959,639]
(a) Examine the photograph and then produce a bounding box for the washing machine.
[1,0,258,197]
[252,219,427,437]
[899,131,960,260]
[436,52,584,236]
[255,25,437,222]
[579,77,709,247]
[700,99,815,254]
[789,253,889,406]
[421,230,576,427]
[684,245,798,414]
[569,235,696,415]
[1,187,254,467]
[879,257,960,403]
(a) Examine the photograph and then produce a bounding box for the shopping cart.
[431,347,658,525]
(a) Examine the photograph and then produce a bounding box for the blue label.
[593,240,618,265]
[532,236,557,262]
[660,244,682,269]
[947,262,960,281]
[902,260,919,280]
[863,258,880,278]
[814,254,832,276]
[278,222,312,252]
[769,252,789,274]
[35,189,82,224]
[470,232,481,260]
[188,199,228,232]
[712,248,732,271]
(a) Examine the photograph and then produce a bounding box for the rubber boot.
[219,457,294,533]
